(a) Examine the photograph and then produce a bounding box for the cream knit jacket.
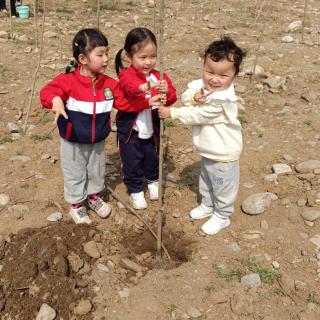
[170,79,242,162]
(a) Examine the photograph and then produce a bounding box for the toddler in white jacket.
[159,36,246,235]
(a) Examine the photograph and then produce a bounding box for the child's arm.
[159,97,231,126]
[40,74,69,124]
[118,69,147,98]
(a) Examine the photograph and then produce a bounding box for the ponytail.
[115,48,124,75]
[65,59,78,73]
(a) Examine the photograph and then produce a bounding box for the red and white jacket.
[114,66,177,143]
[40,68,126,144]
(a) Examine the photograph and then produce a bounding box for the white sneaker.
[201,215,230,235]
[131,191,147,210]
[69,206,92,224]
[88,197,112,218]
[189,203,214,220]
[148,181,159,200]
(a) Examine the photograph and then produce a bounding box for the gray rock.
[67,253,84,273]
[260,219,269,230]
[47,212,63,222]
[7,123,20,133]
[118,287,130,298]
[281,35,294,43]
[121,258,144,273]
[241,273,262,287]
[264,173,278,183]
[272,163,292,175]
[0,194,10,206]
[227,242,241,252]
[296,160,320,173]
[230,293,254,315]
[36,303,56,320]
[286,20,302,33]
[241,192,278,215]
[96,263,109,273]
[187,307,202,318]
[301,209,320,222]
[262,75,286,89]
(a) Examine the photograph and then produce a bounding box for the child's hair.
[66,28,108,73]
[204,36,246,75]
[115,27,157,75]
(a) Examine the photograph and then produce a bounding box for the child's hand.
[149,94,162,107]
[158,106,171,119]
[193,88,207,104]
[52,96,68,125]
[158,80,168,94]
[160,93,167,106]
[139,83,150,93]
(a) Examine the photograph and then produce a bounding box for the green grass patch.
[238,115,248,124]
[212,263,245,282]
[20,182,29,189]
[30,133,52,141]
[167,304,177,313]
[307,293,320,305]
[274,288,287,296]
[164,119,176,128]
[101,0,118,10]
[303,119,312,126]
[238,258,279,284]
[0,135,14,144]
[0,66,8,77]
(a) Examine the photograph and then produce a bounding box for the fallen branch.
[106,185,171,260]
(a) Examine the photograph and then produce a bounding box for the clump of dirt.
[0,220,194,319]
[0,223,95,319]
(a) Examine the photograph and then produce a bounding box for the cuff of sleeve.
[170,107,179,119]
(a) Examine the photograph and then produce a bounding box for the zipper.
[92,85,96,144]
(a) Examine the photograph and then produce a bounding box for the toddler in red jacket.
[114,27,177,210]
[40,28,123,224]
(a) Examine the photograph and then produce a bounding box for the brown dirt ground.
[1,0,320,319]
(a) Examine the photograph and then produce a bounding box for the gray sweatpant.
[60,138,106,204]
[199,157,239,218]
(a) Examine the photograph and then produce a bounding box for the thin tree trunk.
[96,0,100,29]
[157,0,165,257]
[23,0,46,133]
[302,0,309,43]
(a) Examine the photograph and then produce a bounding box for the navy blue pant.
[119,131,159,194]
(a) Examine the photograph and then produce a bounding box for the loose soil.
[0,0,320,319]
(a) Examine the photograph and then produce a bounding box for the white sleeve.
[170,102,228,125]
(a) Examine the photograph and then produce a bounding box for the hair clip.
[74,42,79,47]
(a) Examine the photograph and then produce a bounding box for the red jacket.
[40,68,127,144]
[115,66,177,112]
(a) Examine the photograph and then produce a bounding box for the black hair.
[204,36,246,75]
[115,27,157,75]
[65,28,108,73]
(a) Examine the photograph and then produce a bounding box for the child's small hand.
[158,106,171,119]
[160,93,167,106]
[149,94,162,107]
[193,88,207,104]
[139,83,150,93]
[52,96,68,125]
[158,80,168,94]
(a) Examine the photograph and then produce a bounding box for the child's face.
[128,42,157,75]
[202,56,236,92]
[80,46,109,76]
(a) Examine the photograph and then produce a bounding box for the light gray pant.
[60,138,106,204]
[199,157,239,218]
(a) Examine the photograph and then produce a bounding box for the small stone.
[286,20,302,33]
[73,300,92,315]
[297,198,307,207]
[187,307,202,318]
[296,160,320,174]
[310,235,320,248]
[36,303,56,320]
[272,163,292,175]
[272,261,280,269]
[96,263,109,273]
[117,201,125,209]
[121,258,144,273]
[241,192,278,215]
[0,194,10,206]
[47,212,63,222]
[281,35,294,43]
[40,153,51,160]
[305,220,314,227]
[227,242,241,252]
[83,241,101,259]
[294,280,307,291]
[0,31,9,39]
[7,122,20,133]
[118,287,130,298]
[301,209,320,222]
[43,31,58,38]
[241,273,261,287]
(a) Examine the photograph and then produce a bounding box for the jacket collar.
[74,67,105,88]
[129,65,158,79]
